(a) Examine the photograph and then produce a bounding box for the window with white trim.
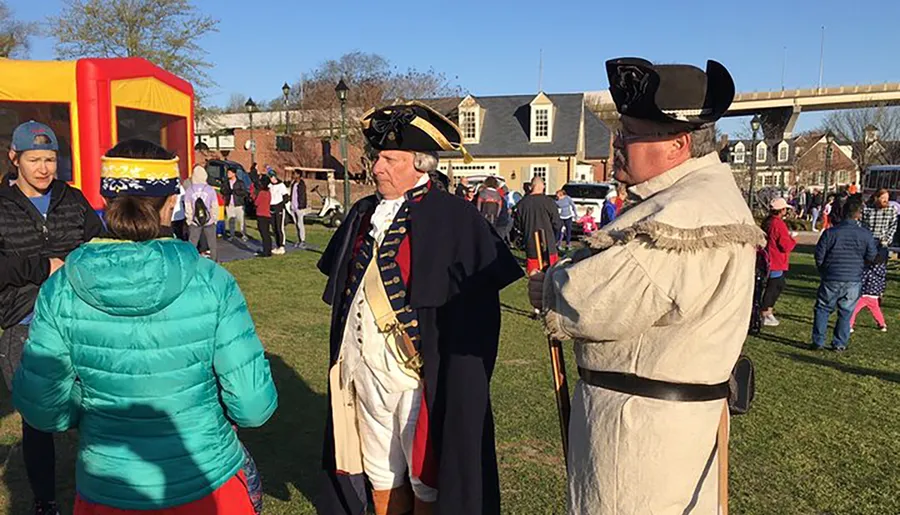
[756,143,767,163]
[460,109,478,143]
[531,165,548,182]
[778,142,789,163]
[535,109,549,138]
[733,143,745,164]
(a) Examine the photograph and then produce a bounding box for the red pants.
[851,295,886,328]
[526,253,559,275]
[74,471,255,515]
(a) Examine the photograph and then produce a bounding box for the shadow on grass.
[754,330,809,349]
[783,284,820,299]
[241,353,327,509]
[773,312,813,324]
[777,351,900,384]
[500,303,536,319]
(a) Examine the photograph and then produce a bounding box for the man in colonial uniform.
[529,58,764,514]
[318,101,523,515]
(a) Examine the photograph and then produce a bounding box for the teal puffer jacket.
[13,238,278,509]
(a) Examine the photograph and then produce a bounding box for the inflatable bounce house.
[0,57,195,210]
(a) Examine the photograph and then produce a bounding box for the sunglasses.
[614,128,686,146]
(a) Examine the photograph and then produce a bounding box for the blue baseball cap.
[11,121,59,153]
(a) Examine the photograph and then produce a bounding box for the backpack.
[192,190,210,226]
[479,191,502,225]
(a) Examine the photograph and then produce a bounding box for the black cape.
[513,194,561,259]
[317,186,523,514]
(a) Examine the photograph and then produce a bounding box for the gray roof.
[440,93,592,158]
[584,109,611,160]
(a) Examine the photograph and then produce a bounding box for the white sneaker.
[273,247,286,255]
[850,328,855,334]
[763,314,780,327]
[879,326,888,332]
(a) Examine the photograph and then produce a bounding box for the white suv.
[562,182,615,228]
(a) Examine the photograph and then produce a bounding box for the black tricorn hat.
[361,101,473,163]
[606,58,735,127]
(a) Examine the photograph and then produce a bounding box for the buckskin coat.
[542,152,765,514]
[317,182,523,515]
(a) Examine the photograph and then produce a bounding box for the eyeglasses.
[614,129,685,146]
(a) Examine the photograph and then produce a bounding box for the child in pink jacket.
[578,207,599,235]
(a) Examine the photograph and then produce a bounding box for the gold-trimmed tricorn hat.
[606,58,735,129]
[361,101,473,163]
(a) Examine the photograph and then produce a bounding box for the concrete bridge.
[587,83,900,138]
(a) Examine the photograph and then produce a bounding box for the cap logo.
[615,64,651,111]
[371,108,416,147]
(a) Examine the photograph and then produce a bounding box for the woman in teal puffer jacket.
[13,139,278,514]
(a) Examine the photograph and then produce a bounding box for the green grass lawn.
[0,226,898,514]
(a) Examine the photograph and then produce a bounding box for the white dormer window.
[734,142,745,164]
[457,96,482,144]
[756,142,767,163]
[535,109,549,138]
[529,93,553,143]
[778,141,789,163]
[460,109,478,143]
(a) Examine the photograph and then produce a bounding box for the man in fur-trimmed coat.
[529,58,765,514]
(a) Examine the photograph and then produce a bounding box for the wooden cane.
[717,401,729,515]
[534,230,572,466]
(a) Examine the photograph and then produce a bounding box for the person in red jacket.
[253,177,273,257]
[761,197,798,326]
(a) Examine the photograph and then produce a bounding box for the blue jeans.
[812,280,861,349]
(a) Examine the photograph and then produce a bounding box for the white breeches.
[354,363,438,501]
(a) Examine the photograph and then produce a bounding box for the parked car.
[460,174,508,195]
[562,182,615,232]
[204,159,256,218]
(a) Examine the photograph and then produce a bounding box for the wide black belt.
[578,367,729,402]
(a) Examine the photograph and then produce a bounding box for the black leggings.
[761,274,787,311]
[22,420,55,502]
[272,208,285,248]
[257,217,272,256]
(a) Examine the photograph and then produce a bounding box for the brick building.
[195,127,364,180]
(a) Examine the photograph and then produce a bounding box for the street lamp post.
[282,82,291,134]
[335,78,350,215]
[245,97,257,166]
[749,114,761,211]
[825,130,835,195]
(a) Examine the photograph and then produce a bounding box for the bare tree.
[823,105,900,173]
[223,93,249,114]
[384,66,463,101]
[50,0,219,95]
[282,52,464,183]
[0,1,37,58]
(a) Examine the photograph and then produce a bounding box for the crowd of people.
[758,187,897,350]
[0,52,897,515]
[457,172,627,261]
[162,161,310,261]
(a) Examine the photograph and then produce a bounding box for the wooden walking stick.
[534,230,572,465]
[717,402,729,515]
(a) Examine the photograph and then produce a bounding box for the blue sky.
[10,0,900,136]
